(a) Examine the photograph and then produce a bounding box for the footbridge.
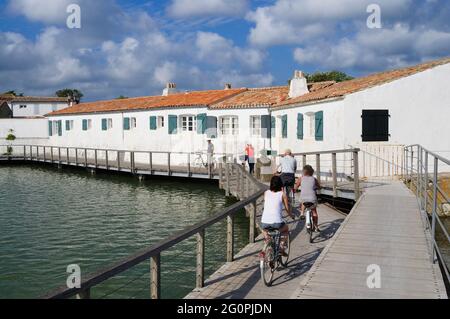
[1,144,448,299]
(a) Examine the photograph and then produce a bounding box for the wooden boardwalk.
[294,181,447,299]
[185,203,346,299]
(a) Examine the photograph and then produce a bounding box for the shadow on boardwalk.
[185,204,345,299]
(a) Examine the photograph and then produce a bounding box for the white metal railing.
[404,144,450,283]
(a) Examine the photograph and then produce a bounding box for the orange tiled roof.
[211,86,289,109]
[275,57,450,108]
[0,95,68,103]
[48,88,246,116]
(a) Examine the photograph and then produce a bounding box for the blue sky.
[1,0,449,101]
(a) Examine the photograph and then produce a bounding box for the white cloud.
[167,0,249,18]
[8,0,73,24]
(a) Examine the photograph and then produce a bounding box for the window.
[131,117,137,128]
[158,116,165,128]
[297,113,304,140]
[281,115,288,138]
[123,117,136,130]
[362,110,390,142]
[82,119,92,131]
[102,118,113,131]
[220,116,239,135]
[250,116,261,136]
[181,115,197,132]
[65,120,74,131]
[315,111,323,141]
[52,120,62,136]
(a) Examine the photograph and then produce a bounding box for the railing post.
[43,146,46,162]
[76,288,91,300]
[249,201,256,244]
[227,215,234,262]
[117,151,121,171]
[424,151,428,213]
[75,148,78,166]
[405,148,408,181]
[106,150,109,169]
[353,151,360,201]
[95,149,98,169]
[51,147,54,163]
[66,148,69,164]
[332,153,338,198]
[23,145,26,159]
[130,152,135,173]
[84,149,88,167]
[410,149,414,183]
[58,147,61,165]
[431,156,438,263]
[196,230,205,289]
[36,146,39,161]
[316,154,321,185]
[237,167,242,199]
[168,152,171,176]
[225,163,230,197]
[417,146,421,198]
[218,163,223,189]
[187,153,191,177]
[149,152,153,173]
[150,254,161,299]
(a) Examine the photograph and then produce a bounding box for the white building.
[0,95,69,118]
[45,58,450,175]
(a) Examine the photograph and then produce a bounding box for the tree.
[1,90,24,97]
[5,129,16,156]
[305,71,354,83]
[56,89,84,103]
[116,95,129,99]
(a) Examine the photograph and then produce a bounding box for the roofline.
[271,96,345,111]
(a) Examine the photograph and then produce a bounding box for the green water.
[0,164,249,299]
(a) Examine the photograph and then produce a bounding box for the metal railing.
[0,144,231,179]
[291,148,361,201]
[404,144,450,282]
[40,163,266,299]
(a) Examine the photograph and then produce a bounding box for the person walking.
[245,143,255,174]
[207,139,215,174]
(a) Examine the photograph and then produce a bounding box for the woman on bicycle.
[261,176,294,255]
[295,165,321,232]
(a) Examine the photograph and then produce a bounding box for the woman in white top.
[261,176,294,252]
[295,165,321,232]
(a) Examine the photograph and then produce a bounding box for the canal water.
[0,164,249,299]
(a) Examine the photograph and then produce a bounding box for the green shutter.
[149,116,157,130]
[206,116,217,138]
[297,113,304,140]
[282,115,288,139]
[315,111,324,141]
[261,115,271,138]
[82,119,88,131]
[48,120,53,136]
[102,118,107,131]
[58,120,62,136]
[123,117,130,130]
[65,120,70,131]
[168,115,177,135]
[271,116,276,138]
[197,113,207,134]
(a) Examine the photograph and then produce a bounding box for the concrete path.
[185,204,346,299]
[293,181,447,299]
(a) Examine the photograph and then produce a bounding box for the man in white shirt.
[278,149,297,189]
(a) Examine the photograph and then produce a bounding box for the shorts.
[261,222,286,230]
[301,201,317,209]
[280,173,295,187]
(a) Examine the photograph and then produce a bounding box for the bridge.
[1,144,448,299]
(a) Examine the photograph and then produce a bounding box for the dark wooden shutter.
[206,116,218,138]
[58,120,62,136]
[149,116,157,130]
[282,115,288,138]
[82,119,88,131]
[102,119,108,131]
[297,113,304,140]
[261,115,271,138]
[362,110,390,142]
[315,111,323,141]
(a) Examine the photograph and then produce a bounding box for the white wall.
[10,102,68,117]
[0,118,49,145]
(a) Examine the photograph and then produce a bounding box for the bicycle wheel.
[280,233,291,268]
[308,216,314,243]
[260,244,275,287]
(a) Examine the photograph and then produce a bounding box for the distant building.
[0,95,69,118]
[0,100,12,118]
[45,57,450,174]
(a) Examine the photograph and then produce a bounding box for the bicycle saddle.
[303,202,315,208]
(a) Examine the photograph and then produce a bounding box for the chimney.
[162,83,177,96]
[289,70,309,99]
[224,83,232,90]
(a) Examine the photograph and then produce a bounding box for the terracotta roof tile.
[275,57,450,108]
[48,89,247,116]
[2,96,69,103]
[211,86,289,109]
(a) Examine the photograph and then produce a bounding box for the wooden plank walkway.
[185,203,346,299]
[293,181,448,299]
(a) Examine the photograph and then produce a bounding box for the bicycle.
[304,202,315,243]
[284,184,296,211]
[260,225,291,287]
[193,152,217,170]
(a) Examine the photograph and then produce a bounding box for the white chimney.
[289,70,309,99]
[162,83,177,96]
[224,83,232,90]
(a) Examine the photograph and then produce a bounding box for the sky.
[0,0,449,101]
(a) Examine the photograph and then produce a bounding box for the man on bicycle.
[277,149,297,204]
